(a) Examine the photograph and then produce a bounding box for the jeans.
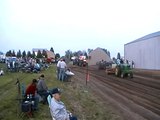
[32,95,39,110]
[37,90,50,104]
[57,67,60,80]
[59,68,65,81]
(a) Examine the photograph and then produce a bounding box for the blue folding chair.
[47,95,55,120]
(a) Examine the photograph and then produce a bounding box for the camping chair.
[47,95,56,120]
[21,83,26,99]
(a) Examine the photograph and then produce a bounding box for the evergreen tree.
[12,50,16,57]
[84,52,88,59]
[50,47,54,53]
[102,49,108,54]
[37,50,43,58]
[27,51,32,58]
[22,51,26,58]
[87,48,93,54]
[42,50,48,58]
[117,52,121,59]
[6,50,12,57]
[65,50,72,59]
[73,52,78,57]
[17,50,22,58]
[55,53,60,60]
[77,50,83,56]
[112,57,116,63]
[32,51,36,58]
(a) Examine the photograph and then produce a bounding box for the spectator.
[56,59,62,80]
[0,69,4,76]
[34,62,41,72]
[65,69,75,81]
[59,59,67,81]
[37,74,50,104]
[50,88,77,120]
[25,79,39,110]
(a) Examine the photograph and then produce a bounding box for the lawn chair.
[21,83,26,99]
[47,95,55,120]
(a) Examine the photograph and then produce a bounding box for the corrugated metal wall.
[124,37,160,70]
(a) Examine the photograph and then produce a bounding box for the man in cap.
[50,88,77,120]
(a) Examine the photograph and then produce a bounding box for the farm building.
[124,31,160,70]
[32,48,55,59]
[88,47,112,66]
[46,51,55,59]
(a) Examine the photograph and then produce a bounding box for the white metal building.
[124,31,160,70]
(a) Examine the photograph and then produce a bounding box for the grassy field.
[0,63,117,120]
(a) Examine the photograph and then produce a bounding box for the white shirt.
[0,70,4,75]
[57,61,61,67]
[59,61,67,69]
[65,70,74,76]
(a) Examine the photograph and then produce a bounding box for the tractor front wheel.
[130,73,133,78]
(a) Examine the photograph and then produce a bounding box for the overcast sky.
[0,0,160,58]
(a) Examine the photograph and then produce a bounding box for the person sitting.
[25,79,39,110]
[50,88,77,120]
[33,62,41,72]
[37,74,50,104]
[65,69,74,81]
[0,69,4,76]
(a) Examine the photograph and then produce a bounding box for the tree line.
[5,47,60,59]
[64,48,111,59]
[6,50,47,58]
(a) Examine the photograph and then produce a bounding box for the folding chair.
[47,95,56,120]
[21,83,26,99]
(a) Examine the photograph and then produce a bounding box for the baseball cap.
[40,74,44,78]
[51,88,61,94]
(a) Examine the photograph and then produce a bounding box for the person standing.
[59,59,67,81]
[57,59,62,80]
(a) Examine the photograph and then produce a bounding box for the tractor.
[73,56,88,67]
[97,60,108,70]
[115,63,133,78]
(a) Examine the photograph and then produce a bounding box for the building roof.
[32,48,47,52]
[46,50,55,58]
[125,31,160,45]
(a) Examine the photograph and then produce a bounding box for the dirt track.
[70,65,160,120]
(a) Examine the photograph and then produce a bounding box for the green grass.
[0,63,118,120]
